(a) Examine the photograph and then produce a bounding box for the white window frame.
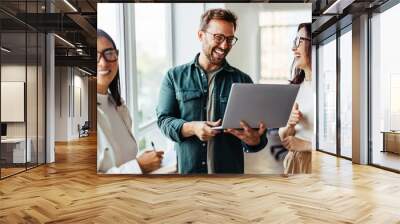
[122,3,173,139]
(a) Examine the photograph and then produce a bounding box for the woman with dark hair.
[97,29,164,174]
[278,23,313,174]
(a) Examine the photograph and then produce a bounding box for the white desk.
[1,138,31,163]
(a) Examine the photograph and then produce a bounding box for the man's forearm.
[181,122,195,138]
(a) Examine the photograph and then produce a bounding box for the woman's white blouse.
[97,93,142,174]
[294,80,315,150]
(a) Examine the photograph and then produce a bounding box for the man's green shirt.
[156,54,268,174]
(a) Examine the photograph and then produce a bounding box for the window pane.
[27,31,38,169]
[371,3,400,171]
[259,11,306,84]
[318,37,337,154]
[260,26,296,84]
[38,33,46,165]
[1,30,28,177]
[135,4,170,127]
[340,29,352,158]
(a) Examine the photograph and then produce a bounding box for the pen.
[151,141,156,152]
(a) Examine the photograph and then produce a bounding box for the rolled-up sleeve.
[156,71,186,143]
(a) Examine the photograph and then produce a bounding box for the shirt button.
[202,143,206,147]
[203,90,207,93]
[202,161,206,165]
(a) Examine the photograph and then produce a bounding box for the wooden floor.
[1,135,400,223]
[1,167,26,178]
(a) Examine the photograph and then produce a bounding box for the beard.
[203,45,230,66]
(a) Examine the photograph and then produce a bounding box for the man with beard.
[157,8,267,174]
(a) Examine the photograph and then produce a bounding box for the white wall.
[225,4,260,81]
[171,3,228,66]
[54,67,89,141]
[73,74,89,138]
[55,66,68,141]
[1,63,46,163]
[1,65,35,137]
[171,4,203,66]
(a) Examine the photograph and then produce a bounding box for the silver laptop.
[212,83,300,130]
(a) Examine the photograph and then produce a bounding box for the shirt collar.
[192,53,234,73]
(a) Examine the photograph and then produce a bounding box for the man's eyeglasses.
[97,48,119,63]
[293,36,311,49]
[204,31,238,46]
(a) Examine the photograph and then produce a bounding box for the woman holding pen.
[97,29,164,174]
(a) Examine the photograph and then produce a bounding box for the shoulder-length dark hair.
[97,29,122,106]
[289,23,312,85]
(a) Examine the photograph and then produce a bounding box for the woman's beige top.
[97,93,142,174]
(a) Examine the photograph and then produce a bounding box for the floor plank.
[0,134,399,223]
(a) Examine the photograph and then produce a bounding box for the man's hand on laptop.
[225,121,266,146]
[182,119,222,141]
[195,119,222,141]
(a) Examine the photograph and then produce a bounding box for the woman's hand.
[279,103,302,140]
[225,121,266,146]
[137,150,164,173]
[282,136,311,152]
[287,103,303,127]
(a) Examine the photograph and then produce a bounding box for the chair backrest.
[82,121,90,129]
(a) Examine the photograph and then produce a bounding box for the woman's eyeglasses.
[204,31,238,46]
[293,36,311,49]
[97,48,119,63]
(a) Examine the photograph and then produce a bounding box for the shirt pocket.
[176,89,202,120]
[219,95,229,116]
[176,89,202,102]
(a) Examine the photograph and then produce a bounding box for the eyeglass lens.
[97,49,118,62]
[293,37,300,48]
[213,33,237,45]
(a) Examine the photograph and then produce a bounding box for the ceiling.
[0,0,97,74]
[311,0,390,43]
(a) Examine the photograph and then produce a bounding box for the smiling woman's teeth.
[98,70,110,76]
